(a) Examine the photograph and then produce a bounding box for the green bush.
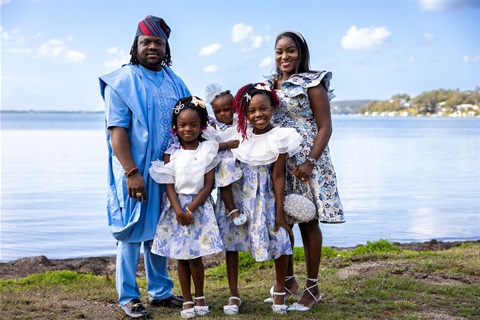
[350,239,400,256]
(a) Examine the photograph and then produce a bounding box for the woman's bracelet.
[228,209,239,216]
[184,206,193,215]
[124,166,139,178]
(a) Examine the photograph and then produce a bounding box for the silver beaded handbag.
[283,178,316,223]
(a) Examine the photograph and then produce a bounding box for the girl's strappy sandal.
[180,301,196,319]
[264,274,299,303]
[289,278,323,312]
[223,296,241,315]
[228,208,247,226]
[193,296,209,316]
[270,290,288,314]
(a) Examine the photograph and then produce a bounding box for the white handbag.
[283,178,316,223]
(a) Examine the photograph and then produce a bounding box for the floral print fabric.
[151,193,224,260]
[267,71,346,224]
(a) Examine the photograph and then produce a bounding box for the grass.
[1,240,479,319]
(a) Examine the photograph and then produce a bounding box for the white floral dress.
[209,119,250,252]
[266,71,345,224]
[231,127,302,261]
[149,140,225,260]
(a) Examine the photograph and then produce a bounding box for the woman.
[265,30,345,312]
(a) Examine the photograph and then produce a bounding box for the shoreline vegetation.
[1,239,479,319]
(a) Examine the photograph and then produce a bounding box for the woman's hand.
[290,161,314,181]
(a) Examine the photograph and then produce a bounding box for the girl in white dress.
[149,96,224,319]
[205,84,248,315]
[204,83,246,226]
[231,82,303,314]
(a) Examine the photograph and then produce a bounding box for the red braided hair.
[232,82,279,140]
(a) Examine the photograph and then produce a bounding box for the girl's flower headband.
[173,96,206,114]
[244,83,271,102]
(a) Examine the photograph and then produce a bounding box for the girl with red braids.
[230,83,303,314]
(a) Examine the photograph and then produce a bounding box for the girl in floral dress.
[231,82,303,314]
[149,96,224,319]
[204,83,248,315]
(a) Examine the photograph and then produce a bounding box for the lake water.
[1,113,479,262]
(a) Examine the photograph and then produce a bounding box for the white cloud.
[259,56,273,68]
[5,48,31,54]
[66,50,86,63]
[0,0,11,5]
[38,39,66,58]
[423,32,436,43]
[1,27,24,46]
[341,25,391,50]
[461,55,480,63]
[420,0,479,10]
[231,23,266,52]
[203,65,218,73]
[408,54,416,63]
[198,43,221,56]
[250,35,263,49]
[104,47,130,69]
[36,38,86,63]
[232,23,252,43]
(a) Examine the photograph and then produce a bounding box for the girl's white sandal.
[180,301,196,319]
[193,296,209,316]
[223,296,242,315]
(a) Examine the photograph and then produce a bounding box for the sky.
[1,0,479,111]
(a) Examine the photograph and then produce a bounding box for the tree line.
[359,88,480,117]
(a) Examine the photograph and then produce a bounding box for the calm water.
[1,113,479,262]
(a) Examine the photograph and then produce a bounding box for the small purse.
[283,177,316,223]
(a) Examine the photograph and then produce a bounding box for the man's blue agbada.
[99,64,190,242]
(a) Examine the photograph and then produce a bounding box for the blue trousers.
[116,240,174,306]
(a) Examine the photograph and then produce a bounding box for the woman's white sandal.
[180,301,196,319]
[228,208,247,226]
[223,296,241,315]
[193,296,209,316]
[289,278,323,312]
[264,275,299,303]
[270,290,288,314]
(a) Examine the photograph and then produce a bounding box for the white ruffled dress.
[230,127,303,261]
[149,140,225,260]
[210,118,249,253]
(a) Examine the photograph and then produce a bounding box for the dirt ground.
[0,239,475,279]
[1,239,478,320]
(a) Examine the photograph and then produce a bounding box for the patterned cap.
[135,15,171,39]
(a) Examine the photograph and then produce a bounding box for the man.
[99,15,190,318]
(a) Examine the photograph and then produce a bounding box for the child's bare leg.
[177,259,192,308]
[220,185,246,225]
[273,255,288,305]
[226,251,240,305]
[189,257,205,306]
[220,185,239,219]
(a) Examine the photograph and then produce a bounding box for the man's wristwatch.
[307,157,317,165]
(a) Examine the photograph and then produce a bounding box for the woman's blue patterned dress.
[267,71,345,224]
